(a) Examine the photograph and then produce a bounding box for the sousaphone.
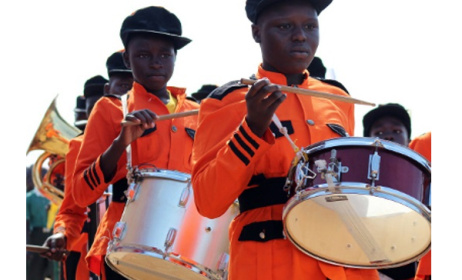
[26,95,81,206]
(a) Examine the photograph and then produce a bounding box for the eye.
[278,23,292,30]
[394,129,402,134]
[304,23,318,30]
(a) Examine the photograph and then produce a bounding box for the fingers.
[125,109,158,129]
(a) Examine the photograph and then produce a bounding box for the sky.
[3,0,461,276]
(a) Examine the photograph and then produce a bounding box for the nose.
[291,26,307,42]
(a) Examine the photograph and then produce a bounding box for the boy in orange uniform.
[42,75,108,280]
[191,0,379,279]
[71,6,198,280]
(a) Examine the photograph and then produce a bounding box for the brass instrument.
[27,96,82,206]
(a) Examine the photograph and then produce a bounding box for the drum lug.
[217,253,230,276]
[112,221,127,241]
[164,228,177,252]
[178,186,191,207]
[125,182,139,201]
[368,151,381,183]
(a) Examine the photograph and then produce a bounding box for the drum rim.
[134,168,191,182]
[302,137,431,174]
[106,243,226,280]
[282,183,431,269]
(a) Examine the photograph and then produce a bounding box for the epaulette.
[314,77,350,95]
[208,80,249,101]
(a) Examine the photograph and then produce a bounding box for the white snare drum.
[282,137,431,269]
[106,168,237,280]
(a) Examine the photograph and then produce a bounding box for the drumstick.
[26,244,49,254]
[240,78,375,107]
[121,109,199,127]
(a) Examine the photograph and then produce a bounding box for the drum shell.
[106,169,236,280]
[288,137,431,205]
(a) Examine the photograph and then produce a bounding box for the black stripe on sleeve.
[229,140,250,166]
[87,163,98,189]
[234,134,255,157]
[239,126,259,149]
[90,162,101,185]
[83,170,94,190]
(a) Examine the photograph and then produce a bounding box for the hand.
[245,78,286,137]
[41,232,68,261]
[119,109,158,146]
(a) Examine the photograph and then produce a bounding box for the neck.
[147,87,170,104]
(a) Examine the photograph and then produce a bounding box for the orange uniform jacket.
[72,82,199,275]
[53,135,91,280]
[191,66,379,280]
[409,132,431,280]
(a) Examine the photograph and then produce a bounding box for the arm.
[192,80,281,218]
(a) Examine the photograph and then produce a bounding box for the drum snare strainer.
[282,137,431,269]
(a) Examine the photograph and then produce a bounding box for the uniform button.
[171,126,177,132]
[306,119,315,126]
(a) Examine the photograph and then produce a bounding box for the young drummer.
[191,0,379,279]
[71,6,198,280]
[42,75,108,280]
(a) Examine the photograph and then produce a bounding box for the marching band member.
[42,75,108,280]
[191,0,379,279]
[71,6,198,279]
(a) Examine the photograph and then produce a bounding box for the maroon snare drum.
[282,137,431,269]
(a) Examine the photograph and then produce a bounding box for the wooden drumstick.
[26,244,49,254]
[240,78,375,106]
[121,109,199,127]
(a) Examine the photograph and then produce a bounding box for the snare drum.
[282,137,431,269]
[106,168,236,280]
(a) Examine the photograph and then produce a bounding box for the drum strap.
[238,176,288,213]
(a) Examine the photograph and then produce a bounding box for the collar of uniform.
[131,82,187,103]
[255,64,310,88]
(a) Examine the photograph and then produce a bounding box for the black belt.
[238,176,288,213]
[237,175,289,242]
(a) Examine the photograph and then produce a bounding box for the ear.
[123,51,131,69]
[104,83,110,95]
[251,24,261,43]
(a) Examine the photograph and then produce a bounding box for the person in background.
[191,0,378,279]
[363,103,428,280]
[104,50,134,97]
[27,165,54,280]
[74,96,87,131]
[42,75,108,280]
[71,6,198,280]
[362,102,411,146]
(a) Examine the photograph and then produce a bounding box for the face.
[252,1,319,75]
[124,34,176,93]
[105,73,133,96]
[369,116,409,146]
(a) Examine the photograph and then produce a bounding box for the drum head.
[283,185,431,269]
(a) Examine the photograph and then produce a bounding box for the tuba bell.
[27,95,82,206]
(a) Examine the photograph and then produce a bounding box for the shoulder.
[310,77,350,95]
[208,80,248,101]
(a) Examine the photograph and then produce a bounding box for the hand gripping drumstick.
[121,109,199,127]
[240,78,375,107]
